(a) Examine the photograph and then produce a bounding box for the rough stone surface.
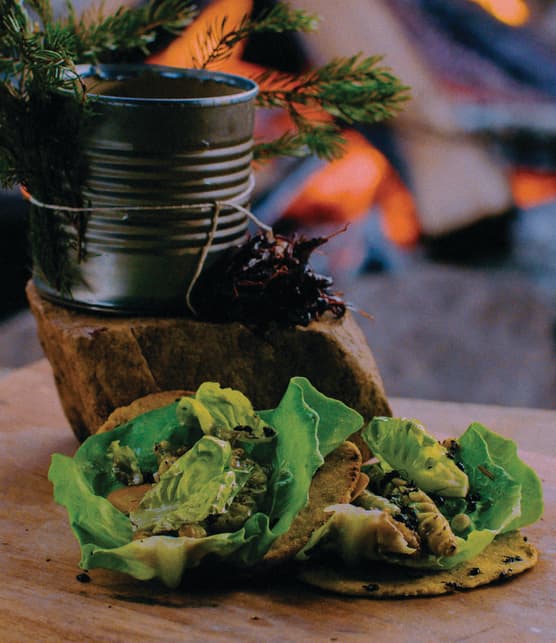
[27,282,391,441]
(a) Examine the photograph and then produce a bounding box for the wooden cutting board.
[1,361,555,642]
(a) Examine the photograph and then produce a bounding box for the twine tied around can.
[25,174,273,316]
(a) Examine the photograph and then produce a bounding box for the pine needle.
[193,1,318,69]
[256,54,410,122]
[254,124,346,162]
[254,54,409,160]
[63,0,198,62]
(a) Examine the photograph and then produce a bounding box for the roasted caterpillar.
[386,479,458,557]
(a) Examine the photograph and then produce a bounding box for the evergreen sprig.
[254,123,346,162]
[63,0,197,62]
[0,0,85,192]
[193,1,318,69]
[253,54,410,160]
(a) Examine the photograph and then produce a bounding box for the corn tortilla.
[97,390,192,433]
[263,441,362,565]
[297,531,537,598]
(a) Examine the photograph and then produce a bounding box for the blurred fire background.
[1,0,555,408]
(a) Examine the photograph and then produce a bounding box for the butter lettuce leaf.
[71,401,198,497]
[362,417,469,497]
[130,436,246,534]
[456,424,521,533]
[412,422,542,568]
[82,531,251,588]
[177,382,267,439]
[49,454,132,549]
[49,378,363,587]
[291,377,364,457]
[460,422,543,531]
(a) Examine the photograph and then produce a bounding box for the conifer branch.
[255,54,410,123]
[254,54,409,160]
[63,0,198,62]
[193,1,318,69]
[254,124,346,163]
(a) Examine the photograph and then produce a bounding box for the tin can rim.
[71,63,259,106]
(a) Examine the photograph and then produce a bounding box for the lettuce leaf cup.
[298,417,543,575]
[49,377,364,588]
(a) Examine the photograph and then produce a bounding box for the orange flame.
[148,0,253,67]
[511,169,556,208]
[469,0,530,26]
[282,130,420,247]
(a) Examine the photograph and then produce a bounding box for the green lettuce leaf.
[49,454,132,549]
[460,422,543,531]
[130,436,246,534]
[71,401,199,497]
[362,417,469,497]
[456,424,521,533]
[82,531,251,588]
[228,377,364,566]
[177,382,267,439]
[49,378,363,587]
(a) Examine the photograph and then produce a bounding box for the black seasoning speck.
[523,536,528,542]
[503,555,523,564]
[76,572,91,583]
[444,582,463,591]
[468,567,481,576]
[45,558,51,562]
[363,583,380,592]
[466,491,481,512]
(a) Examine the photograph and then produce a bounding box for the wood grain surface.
[1,360,554,642]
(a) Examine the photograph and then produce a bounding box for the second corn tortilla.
[263,441,362,564]
[297,531,537,598]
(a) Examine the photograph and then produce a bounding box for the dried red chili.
[194,231,346,326]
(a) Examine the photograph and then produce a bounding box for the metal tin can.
[33,64,258,314]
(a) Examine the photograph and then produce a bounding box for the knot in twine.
[25,174,273,316]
